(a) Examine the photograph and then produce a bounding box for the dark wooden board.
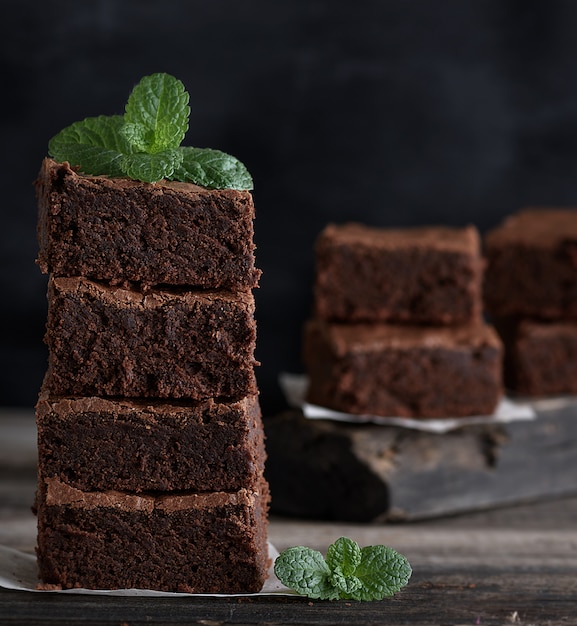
[1,565,575,626]
[264,400,577,521]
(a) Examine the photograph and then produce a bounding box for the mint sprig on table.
[274,537,412,601]
[48,73,253,189]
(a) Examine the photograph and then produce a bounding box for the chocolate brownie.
[495,318,577,396]
[314,223,483,324]
[36,394,265,493]
[36,158,260,290]
[43,276,258,399]
[303,318,503,418]
[484,208,577,319]
[36,477,270,593]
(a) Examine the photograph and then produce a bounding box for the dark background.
[3,0,577,416]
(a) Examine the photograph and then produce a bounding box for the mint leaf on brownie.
[120,148,183,183]
[48,115,133,178]
[122,73,190,153]
[173,147,254,190]
[47,73,252,189]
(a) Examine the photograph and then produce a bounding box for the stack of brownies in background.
[303,222,503,418]
[33,158,269,592]
[484,208,577,397]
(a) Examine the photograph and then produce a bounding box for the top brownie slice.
[314,223,483,325]
[36,158,260,290]
[484,208,577,319]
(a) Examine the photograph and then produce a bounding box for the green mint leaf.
[123,73,189,153]
[326,537,362,576]
[119,122,151,154]
[120,148,183,184]
[350,545,413,601]
[48,115,133,177]
[47,73,254,188]
[274,538,412,602]
[173,146,253,190]
[274,546,339,600]
[326,537,363,597]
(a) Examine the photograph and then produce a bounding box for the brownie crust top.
[485,208,577,248]
[318,222,480,253]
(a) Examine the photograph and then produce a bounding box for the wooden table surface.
[1,409,576,625]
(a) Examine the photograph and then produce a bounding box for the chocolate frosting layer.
[50,276,255,310]
[43,159,254,205]
[44,478,257,513]
[35,393,257,421]
[319,222,480,253]
[308,319,502,356]
[486,208,577,248]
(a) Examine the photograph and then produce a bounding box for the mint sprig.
[48,73,252,189]
[274,537,412,601]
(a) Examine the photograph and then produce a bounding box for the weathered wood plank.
[264,401,577,521]
[0,565,575,626]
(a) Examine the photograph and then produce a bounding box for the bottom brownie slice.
[36,477,270,593]
[303,318,503,418]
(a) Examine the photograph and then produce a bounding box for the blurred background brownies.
[484,208,577,397]
[304,222,503,418]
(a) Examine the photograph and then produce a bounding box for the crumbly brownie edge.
[36,478,270,593]
[36,158,261,289]
[314,223,483,324]
[303,319,503,418]
[43,277,258,399]
[36,394,266,492]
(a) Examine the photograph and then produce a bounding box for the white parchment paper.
[279,373,536,434]
[0,544,293,597]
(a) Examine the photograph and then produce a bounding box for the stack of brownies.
[33,158,269,592]
[304,222,503,418]
[485,208,577,396]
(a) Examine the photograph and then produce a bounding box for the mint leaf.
[120,148,183,184]
[274,537,412,601]
[173,147,253,190]
[273,546,339,600]
[326,537,362,575]
[48,115,133,177]
[326,537,363,597]
[47,73,253,188]
[351,545,413,601]
[123,73,189,153]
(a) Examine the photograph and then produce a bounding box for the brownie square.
[43,276,258,400]
[495,318,577,396]
[313,223,483,325]
[36,394,265,493]
[36,158,260,290]
[303,319,503,418]
[36,477,270,593]
[484,208,577,319]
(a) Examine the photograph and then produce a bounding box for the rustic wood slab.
[1,564,575,625]
[264,400,577,521]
